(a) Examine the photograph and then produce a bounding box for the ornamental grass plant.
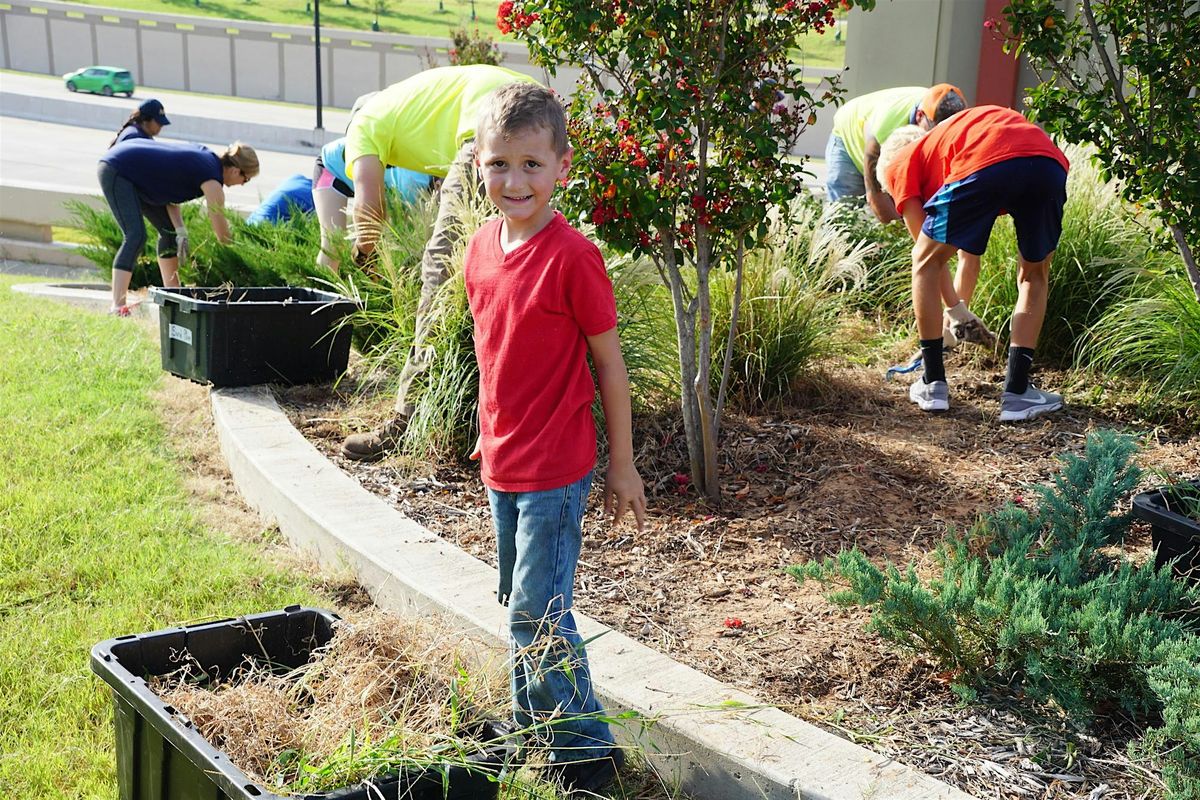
[711,194,872,410]
[1079,262,1200,419]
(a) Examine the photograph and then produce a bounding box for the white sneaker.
[909,378,949,412]
[999,386,1063,422]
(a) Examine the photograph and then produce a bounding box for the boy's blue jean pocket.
[488,473,614,763]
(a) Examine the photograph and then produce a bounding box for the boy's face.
[475,125,572,234]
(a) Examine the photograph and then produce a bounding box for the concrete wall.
[1,0,842,155]
[0,0,571,106]
[844,0,987,103]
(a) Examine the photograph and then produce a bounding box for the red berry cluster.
[496,1,538,34]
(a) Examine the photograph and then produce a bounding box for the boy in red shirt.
[465,82,646,793]
[878,105,1070,422]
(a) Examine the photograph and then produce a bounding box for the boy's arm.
[586,326,647,532]
[899,198,925,242]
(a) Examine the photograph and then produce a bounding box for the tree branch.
[714,238,745,423]
[1080,0,1136,127]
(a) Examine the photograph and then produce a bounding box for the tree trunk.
[663,256,705,499]
[1167,223,1200,304]
[694,258,720,504]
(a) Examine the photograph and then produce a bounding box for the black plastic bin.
[149,287,360,387]
[1132,479,1200,582]
[90,606,512,800]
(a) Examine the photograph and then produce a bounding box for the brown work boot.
[340,416,406,461]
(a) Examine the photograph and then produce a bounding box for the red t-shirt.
[464,213,618,492]
[887,105,1070,214]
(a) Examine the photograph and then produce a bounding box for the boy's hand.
[944,301,997,349]
[603,460,646,532]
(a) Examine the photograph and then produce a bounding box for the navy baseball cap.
[138,98,170,126]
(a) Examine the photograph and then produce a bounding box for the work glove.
[944,301,997,350]
[174,227,190,265]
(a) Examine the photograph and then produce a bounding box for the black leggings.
[97,161,179,272]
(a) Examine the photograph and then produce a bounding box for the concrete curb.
[0,237,96,269]
[10,280,973,800]
[210,384,975,800]
[11,281,157,319]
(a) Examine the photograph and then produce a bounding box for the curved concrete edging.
[210,385,976,800]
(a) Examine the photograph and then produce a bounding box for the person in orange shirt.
[877,105,1069,422]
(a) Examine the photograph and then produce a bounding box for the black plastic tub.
[149,287,360,387]
[1132,479,1200,582]
[90,606,512,800]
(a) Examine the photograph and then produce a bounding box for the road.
[1,70,351,133]
[0,116,317,210]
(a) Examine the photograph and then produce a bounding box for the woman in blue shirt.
[97,139,259,315]
[109,98,171,148]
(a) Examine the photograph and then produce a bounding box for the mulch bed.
[278,354,1197,800]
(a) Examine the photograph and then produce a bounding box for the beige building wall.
[844,0,987,103]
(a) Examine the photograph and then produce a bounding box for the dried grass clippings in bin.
[154,610,509,795]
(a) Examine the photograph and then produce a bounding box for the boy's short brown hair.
[476,82,568,156]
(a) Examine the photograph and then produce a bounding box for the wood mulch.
[278,350,1197,800]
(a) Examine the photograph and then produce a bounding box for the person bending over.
[877,105,1068,422]
[97,139,258,314]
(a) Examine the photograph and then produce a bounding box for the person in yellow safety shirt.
[339,64,541,462]
[825,84,967,222]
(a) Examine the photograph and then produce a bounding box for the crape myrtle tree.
[501,0,875,502]
[996,0,1200,302]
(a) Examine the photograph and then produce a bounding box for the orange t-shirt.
[887,105,1070,214]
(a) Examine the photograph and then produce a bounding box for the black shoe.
[545,747,625,795]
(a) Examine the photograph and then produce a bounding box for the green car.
[63,66,135,97]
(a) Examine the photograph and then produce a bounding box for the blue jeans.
[488,472,613,764]
[824,134,866,202]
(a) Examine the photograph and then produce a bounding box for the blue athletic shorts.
[921,156,1067,261]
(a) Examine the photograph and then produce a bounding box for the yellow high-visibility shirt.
[345,64,540,178]
[831,86,927,174]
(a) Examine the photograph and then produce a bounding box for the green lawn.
[0,276,331,800]
[0,278,683,800]
[64,0,504,39]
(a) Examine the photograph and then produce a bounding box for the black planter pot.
[1132,479,1200,583]
[90,606,513,800]
[149,287,361,388]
